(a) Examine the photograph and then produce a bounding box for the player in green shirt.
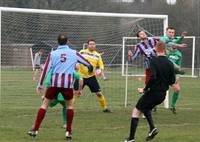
[160,26,187,48]
[44,69,82,128]
[167,45,183,114]
[160,26,187,75]
[160,27,188,114]
[167,47,182,76]
[160,27,187,114]
[160,33,184,45]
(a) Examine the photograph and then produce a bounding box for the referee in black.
[123,41,176,142]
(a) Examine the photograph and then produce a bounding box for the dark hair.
[87,39,96,44]
[136,30,146,38]
[136,31,141,37]
[166,26,175,31]
[57,33,68,45]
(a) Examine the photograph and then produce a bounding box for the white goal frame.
[0,7,169,108]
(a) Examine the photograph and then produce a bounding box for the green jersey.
[167,48,182,67]
[160,36,183,44]
[160,36,183,48]
[45,70,81,101]
[160,36,171,43]
[74,71,80,81]
[173,36,183,44]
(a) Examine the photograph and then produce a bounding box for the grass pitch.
[1,70,200,142]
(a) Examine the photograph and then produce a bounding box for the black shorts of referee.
[83,75,101,93]
[136,90,166,113]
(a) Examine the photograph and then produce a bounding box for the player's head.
[58,33,68,45]
[87,39,96,51]
[39,49,44,54]
[166,26,175,38]
[136,30,147,40]
[155,41,166,54]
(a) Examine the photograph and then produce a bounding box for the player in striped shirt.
[128,30,187,84]
[28,34,93,139]
[40,67,82,129]
[128,31,159,84]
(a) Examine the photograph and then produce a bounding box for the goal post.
[29,47,34,71]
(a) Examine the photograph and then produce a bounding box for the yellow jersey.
[79,49,104,78]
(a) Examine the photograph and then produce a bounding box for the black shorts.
[136,90,166,112]
[83,76,101,93]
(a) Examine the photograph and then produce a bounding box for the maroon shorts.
[145,69,150,85]
[45,87,73,100]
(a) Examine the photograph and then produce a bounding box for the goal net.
[1,7,168,109]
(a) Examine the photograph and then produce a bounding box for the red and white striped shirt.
[38,45,91,89]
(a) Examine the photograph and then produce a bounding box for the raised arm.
[128,44,142,61]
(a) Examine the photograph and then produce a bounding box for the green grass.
[1,70,200,142]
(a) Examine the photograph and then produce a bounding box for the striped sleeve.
[153,37,160,45]
[37,53,51,89]
[76,52,91,67]
[132,44,142,60]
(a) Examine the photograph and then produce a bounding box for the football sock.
[97,94,107,110]
[72,95,77,104]
[33,108,46,131]
[143,111,155,131]
[66,109,74,133]
[129,117,139,140]
[171,92,179,108]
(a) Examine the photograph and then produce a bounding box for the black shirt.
[144,55,175,92]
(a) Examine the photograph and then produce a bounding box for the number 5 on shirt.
[60,54,67,62]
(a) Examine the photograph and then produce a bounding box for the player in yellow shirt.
[75,39,111,112]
